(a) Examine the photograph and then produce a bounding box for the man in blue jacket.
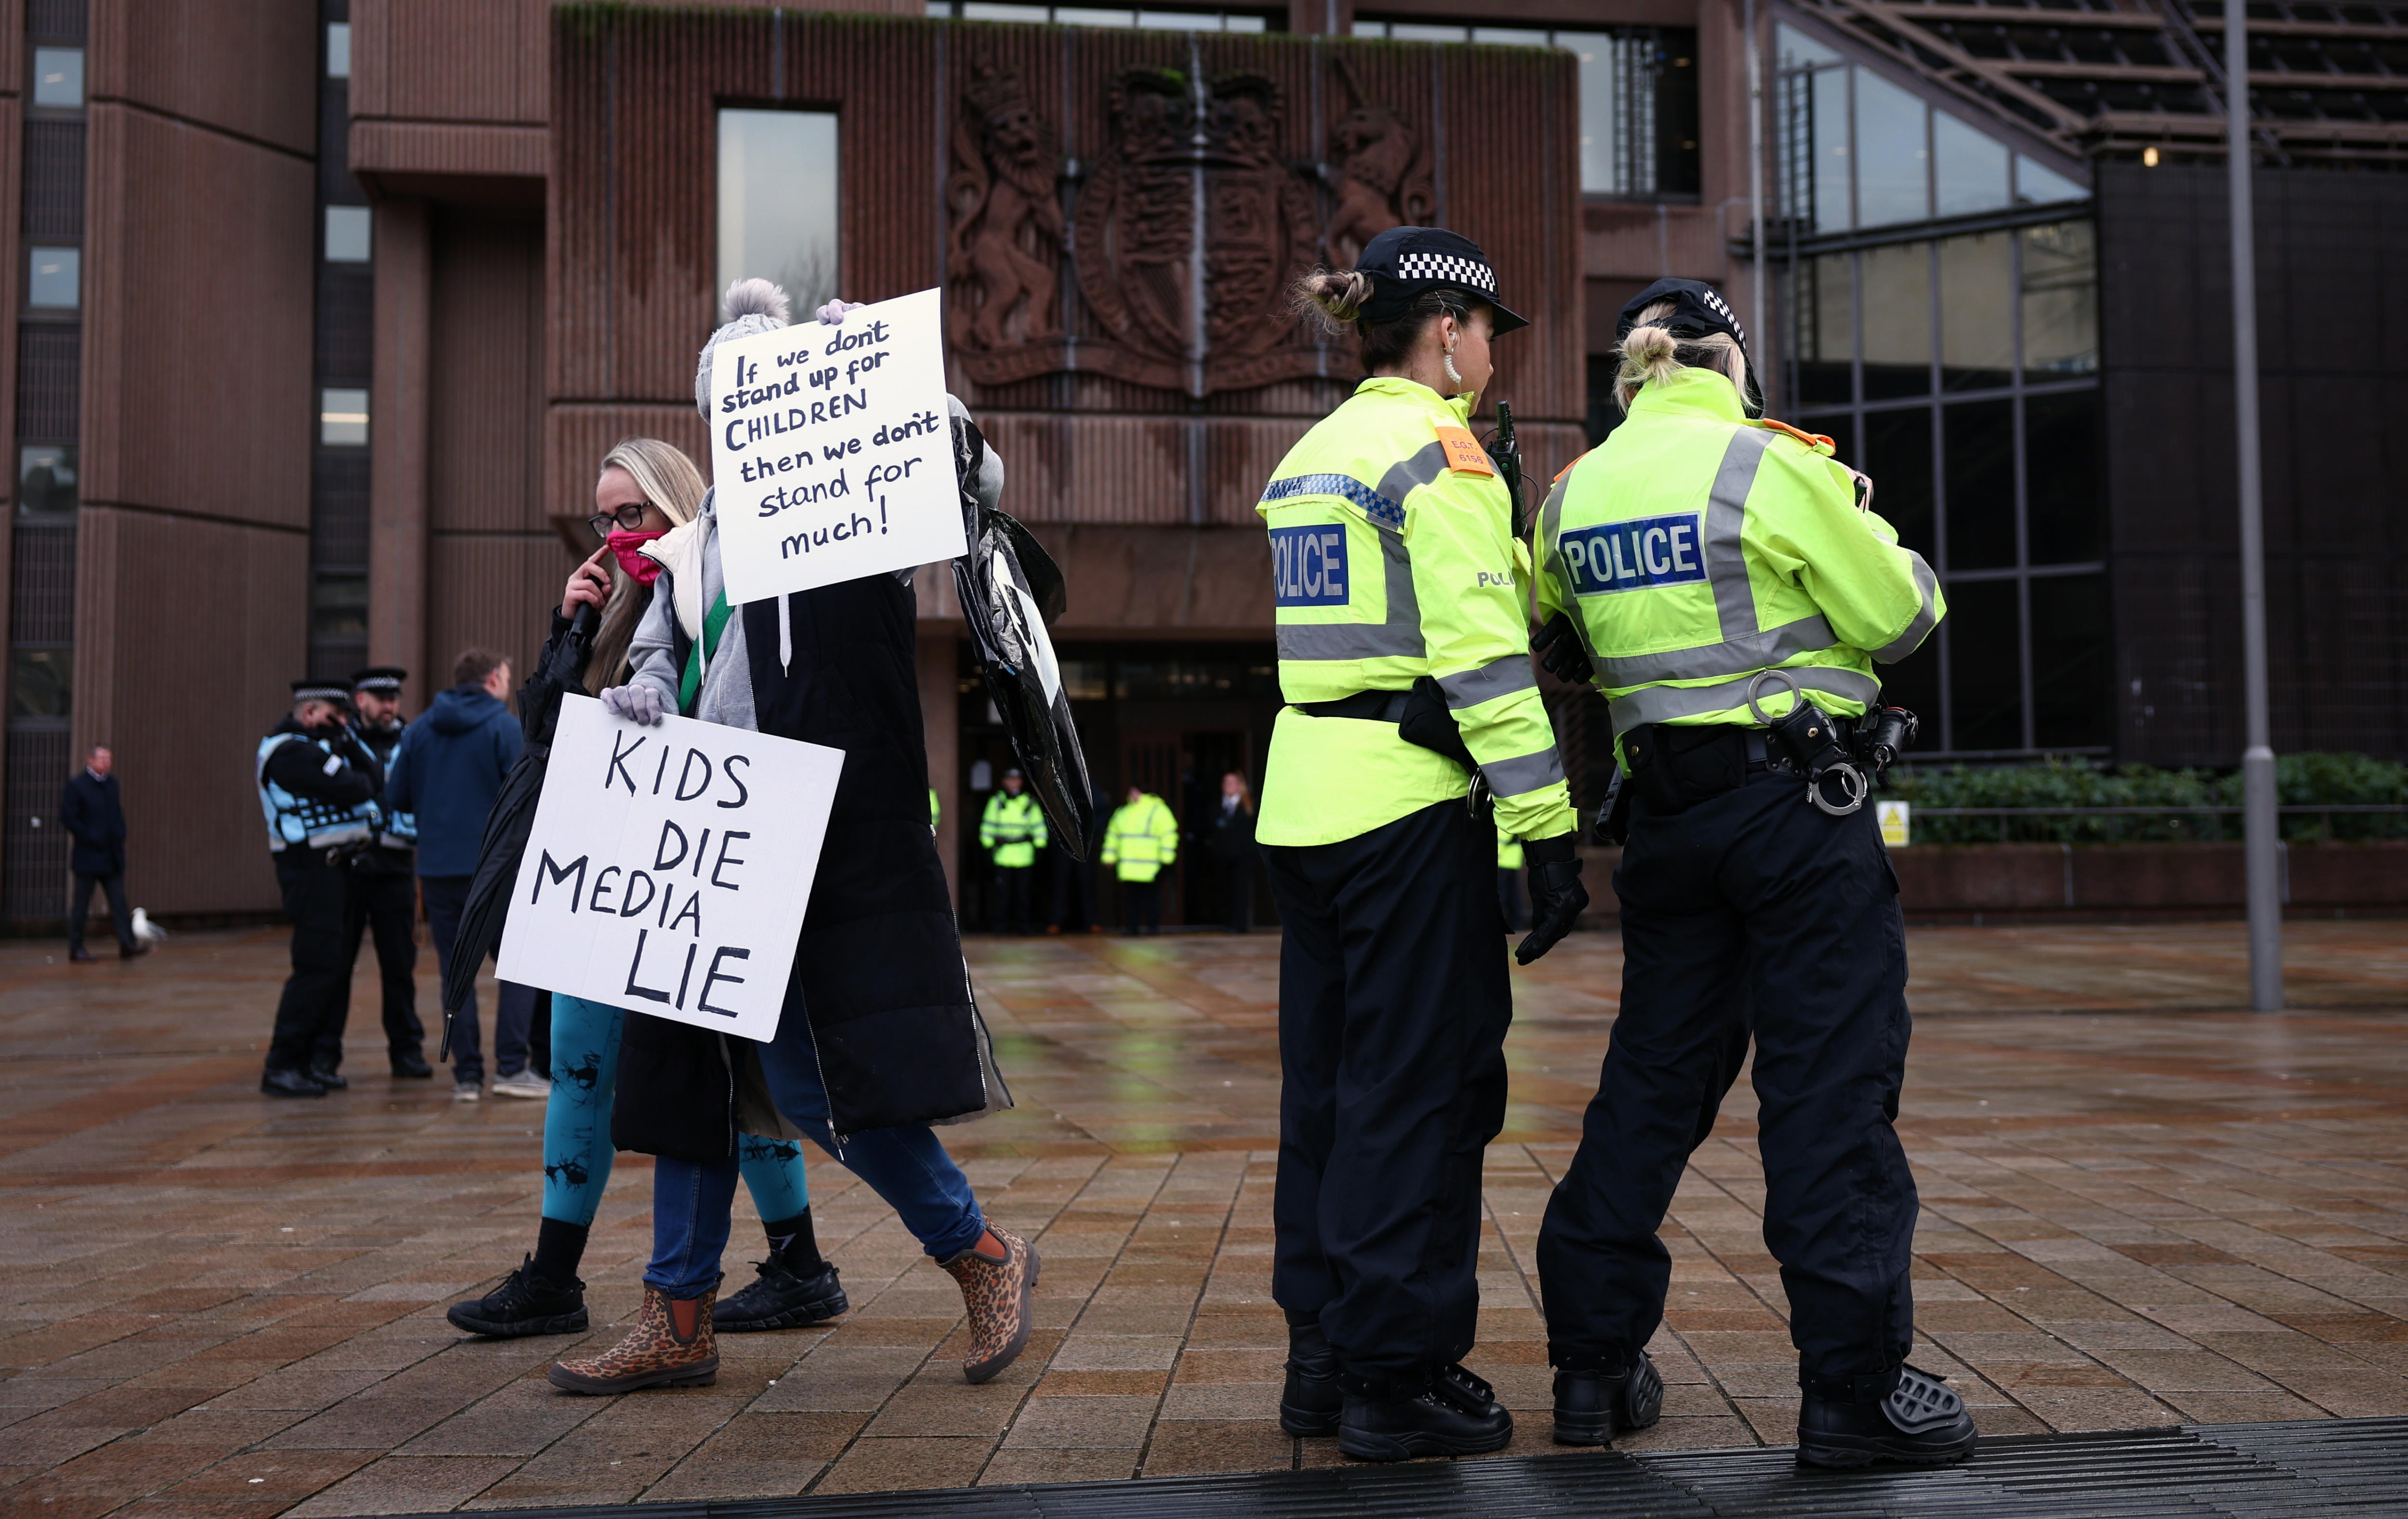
[385,649,536,1102]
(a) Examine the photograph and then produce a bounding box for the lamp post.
[2225,1,2282,1011]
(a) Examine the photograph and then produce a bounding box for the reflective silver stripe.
[1703,428,1775,641]
[1275,529,1425,662]
[1439,653,1536,710]
[1607,666,1883,735]
[1594,614,1837,687]
[1479,745,1566,797]
[1873,551,1941,664]
[1376,440,1454,516]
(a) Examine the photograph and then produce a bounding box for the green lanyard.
[677,590,733,714]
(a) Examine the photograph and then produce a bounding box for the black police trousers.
[266,849,351,1075]
[1264,799,1509,1399]
[314,866,423,1071]
[1535,770,1917,1404]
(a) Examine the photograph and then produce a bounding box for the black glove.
[1515,831,1589,965]
[1531,613,1594,687]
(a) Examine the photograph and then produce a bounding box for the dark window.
[1946,579,2023,751]
[2025,390,2103,564]
[1862,408,1934,560]
[1943,400,2016,571]
[2028,573,2111,749]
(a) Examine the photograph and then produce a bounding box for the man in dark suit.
[61,744,142,961]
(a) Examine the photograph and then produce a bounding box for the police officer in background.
[256,680,385,1098]
[1255,228,1586,1463]
[978,767,1047,934]
[1528,281,1967,1467]
[313,667,430,1081]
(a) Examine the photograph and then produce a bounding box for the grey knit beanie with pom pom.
[695,277,791,417]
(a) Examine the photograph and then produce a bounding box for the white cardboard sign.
[708,286,966,604]
[496,695,843,1042]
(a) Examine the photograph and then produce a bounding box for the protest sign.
[497,695,843,1041]
[708,286,966,604]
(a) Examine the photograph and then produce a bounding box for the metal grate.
[26,0,87,43]
[9,522,76,646]
[22,120,83,240]
[364,1417,2408,1519]
[15,324,79,443]
[3,728,71,921]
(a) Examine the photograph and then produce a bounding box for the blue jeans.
[642,1017,986,1298]
[542,994,809,1228]
[421,873,538,1082]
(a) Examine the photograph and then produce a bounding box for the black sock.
[760,1208,822,1270]
[532,1216,589,1286]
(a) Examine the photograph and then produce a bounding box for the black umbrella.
[951,417,1095,859]
[439,601,600,1048]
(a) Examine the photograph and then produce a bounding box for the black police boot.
[260,1068,326,1098]
[1337,1363,1513,1463]
[1552,1350,1665,1446]
[445,1256,589,1337]
[391,1050,433,1078]
[1796,1364,1977,1468]
[1278,1320,1341,1437]
[307,1066,348,1091]
[713,1256,847,1332]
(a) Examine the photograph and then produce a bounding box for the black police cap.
[351,665,407,695]
[1356,226,1529,335]
[1616,278,1763,415]
[290,679,351,706]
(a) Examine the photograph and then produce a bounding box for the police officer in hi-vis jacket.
[1528,280,1968,1468]
[1254,228,1586,1463]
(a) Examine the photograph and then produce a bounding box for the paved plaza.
[1,918,2405,1516]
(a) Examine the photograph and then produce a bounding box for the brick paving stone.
[0,922,2401,1512]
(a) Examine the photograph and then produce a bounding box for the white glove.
[600,683,665,727]
[816,298,864,326]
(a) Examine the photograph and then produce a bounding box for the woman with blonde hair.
[444,437,838,1343]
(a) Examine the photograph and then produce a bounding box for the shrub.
[1881,754,2408,843]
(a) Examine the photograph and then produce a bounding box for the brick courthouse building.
[5,0,2402,924]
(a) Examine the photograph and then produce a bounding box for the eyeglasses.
[587,502,658,540]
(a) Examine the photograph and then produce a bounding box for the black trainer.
[1553,1350,1665,1446]
[1796,1364,1978,1468]
[445,1256,589,1337]
[1278,1320,1341,1437]
[1337,1363,1513,1463]
[713,1256,847,1332]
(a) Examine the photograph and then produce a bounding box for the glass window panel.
[2025,391,2104,564]
[1938,230,2013,391]
[1390,23,1471,41]
[27,247,78,310]
[1052,6,1135,21]
[2029,572,2111,749]
[927,2,953,15]
[321,388,369,447]
[326,23,351,78]
[2015,155,2087,206]
[963,2,1050,16]
[18,446,75,515]
[1859,241,1930,399]
[1563,32,1617,194]
[1863,407,1935,561]
[1853,69,1929,228]
[1225,14,1266,30]
[325,205,371,263]
[311,574,369,641]
[1931,110,2009,219]
[2022,220,2097,376]
[1812,415,1854,477]
[1944,400,2015,570]
[33,48,82,109]
[1795,253,1855,405]
[1137,10,1218,28]
[1777,22,1842,68]
[9,649,70,721]
[718,109,841,318]
[1473,27,1550,45]
[1351,20,1387,37]
[1945,579,2022,751]
[1810,65,1850,233]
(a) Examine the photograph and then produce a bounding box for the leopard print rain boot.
[940,1225,1039,1384]
[547,1284,719,1394]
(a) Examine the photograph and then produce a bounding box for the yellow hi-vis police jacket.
[1101,792,1178,883]
[1256,377,1574,848]
[1535,367,1942,757]
[980,790,1048,868]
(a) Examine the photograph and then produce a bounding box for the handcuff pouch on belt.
[1749,671,1867,817]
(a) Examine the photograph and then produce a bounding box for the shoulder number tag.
[1433,425,1494,476]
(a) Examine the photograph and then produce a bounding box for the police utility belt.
[1610,671,1919,836]
[1294,678,1492,816]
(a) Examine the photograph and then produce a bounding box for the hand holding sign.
[497,695,842,1040]
[709,287,966,604]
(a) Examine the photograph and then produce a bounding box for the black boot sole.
[547,1357,719,1395]
[446,1304,590,1337]
[1553,1359,1665,1446]
[714,1287,850,1333]
[1338,1422,1513,1463]
[1279,1399,1341,1438]
[1796,1426,1978,1469]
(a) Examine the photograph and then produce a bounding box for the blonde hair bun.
[1291,268,1375,330]
[1612,302,1749,414]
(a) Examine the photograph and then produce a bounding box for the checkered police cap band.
[1699,287,1745,348]
[1394,251,1496,297]
[291,683,349,705]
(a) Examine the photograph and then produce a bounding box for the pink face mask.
[607,528,668,585]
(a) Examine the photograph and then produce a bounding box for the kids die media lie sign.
[708,286,967,605]
[496,695,843,1041]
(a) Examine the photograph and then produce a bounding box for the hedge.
[1880,754,2408,843]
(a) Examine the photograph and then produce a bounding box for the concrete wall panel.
[429,211,543,534]
[350,0,547,128]
[89,0,315,156]
[82,104,314,528]
[425,533,573,702]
